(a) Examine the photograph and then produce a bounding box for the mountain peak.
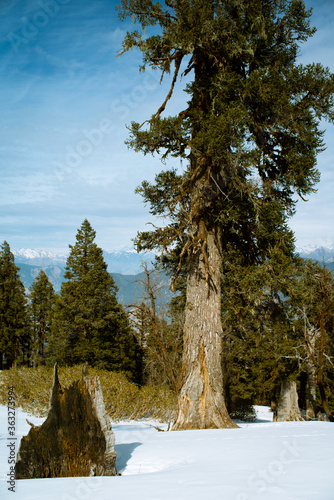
[14,248,67,260]
[295,244,334,263]
[13,249,68,266]
[13,247,156,275]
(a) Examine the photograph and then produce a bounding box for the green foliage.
[229,399,257,423]
[222,247,300,407]
[119,0,334,265]
[288,259,334,335]
[50,220,140,379]
[119,2,334,426]
[29,270,55,367]
[0,366,177,421]
[222,252,334,414]
[0,241,29,368]
[286,259,334,416]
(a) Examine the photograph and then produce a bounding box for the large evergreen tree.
[0,241,29,369]
[29,270,55,367]
[118,0,334,429]
[50,220,139,378]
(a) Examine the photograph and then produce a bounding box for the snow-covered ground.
[1,405,333,500]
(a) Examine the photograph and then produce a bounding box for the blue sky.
[0,0,333,253]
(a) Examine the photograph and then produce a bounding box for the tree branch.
[153,52,184,118]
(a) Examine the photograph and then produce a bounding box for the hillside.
[16,263,172,307]
[13,247,166,305]
[17,263,65,294]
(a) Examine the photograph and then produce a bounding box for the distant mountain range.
[295,245,334,272]
[18,263,65,294]
[13,247,170,306]
[13,247,157,275]
[12,244,334,305]
[296,244,334,261]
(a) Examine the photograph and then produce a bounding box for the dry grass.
[0,365,177,422]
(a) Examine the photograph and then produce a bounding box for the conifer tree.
[29,270,55,367]
[50,220,139,378]
[222,254,334,419]
[0,241,29,368]
[287,259,334,420]
[222,247,298,414]
[118,0,334,428]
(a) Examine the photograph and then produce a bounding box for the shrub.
[0,365,177,422]
[229,397,257,422]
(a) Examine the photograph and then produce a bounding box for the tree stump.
[15,364,117,478]
[276,380,304,422]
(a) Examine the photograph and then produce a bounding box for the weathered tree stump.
[15,364,117,479]
[276,380,304,422]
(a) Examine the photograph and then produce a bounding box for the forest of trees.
[1,1,334,427]
[1,219,334,420]
[0,221,141,382]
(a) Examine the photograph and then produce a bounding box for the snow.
[12,243,334,264]
[295,243,334,257]
[13,247,145,261]
[108,246,139,255]
[13,249,67,260]
[1,405,334,500]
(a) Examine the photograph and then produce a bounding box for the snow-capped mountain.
[14,244,334,271]
[11,244,334,303]
[13,249,67,267]
[295,244,334,263]
[13,247,157,275]
[13,248,160,303]
[103,249,156,275]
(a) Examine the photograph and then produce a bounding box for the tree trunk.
[317,314,334,421]
[276,380,303,422]
[304,327,318,420]
[317,372,334,422]
[306,367,317,420]
[172,231,237,430]
[15,364,117,478]
[304,324,333,421]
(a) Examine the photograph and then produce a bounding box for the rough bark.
[15,364,117,478]
[317,372,334,422]
[276,380,303,422]
[172,232,238,430]
[317,315,334,421]
[306,367,317,420]
[304,327,318,420]
[271,401,278,422]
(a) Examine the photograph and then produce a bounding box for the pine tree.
[29,270,55,367]
[50,220,139,378]
[0,241,29,369]
[223,255,334,420]
[287,259,334,420]
[118,0,334,428]
[222,247,299,414]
